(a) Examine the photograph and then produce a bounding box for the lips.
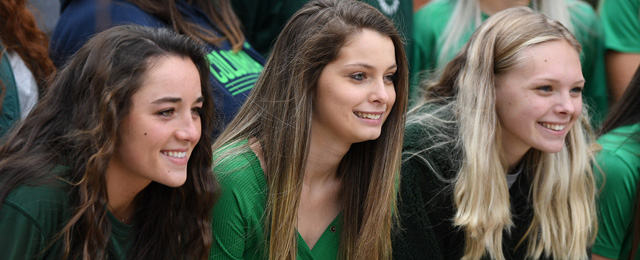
[354,111,383,120]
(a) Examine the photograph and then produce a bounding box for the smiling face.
[312,29,397,146]
[108,55,203,189]
[495,40,583,161]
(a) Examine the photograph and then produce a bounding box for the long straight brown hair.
[128,0,245,52]
[0,25,218,260]
[212,0,408,259]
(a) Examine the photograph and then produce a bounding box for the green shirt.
[599,0,640,53]
[0,177,132,259]
[231,0,413,60]
[412,0,608,125]
[210,139,341,260]
[593,123,640,260]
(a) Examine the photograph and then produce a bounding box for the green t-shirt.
[599,0,640,53]
[0,177,132,259]
[0,41,22,138]
[412,0,608,125]
[231,0,413,60]
[210,139,341,260]
[593,123,640,260]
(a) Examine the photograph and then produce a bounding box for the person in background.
[210,0,408,259]
[395,7,597,260]
[598,0,640,102]
[592,66,640,260]
[50,0,264,128]
[231,0,413,60]
[0,25,218,259]
[0,0,56,137]
[412,0,608,126]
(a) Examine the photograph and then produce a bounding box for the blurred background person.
[598,0,640,102]
[0,0,56,137]
[592,66,640,260]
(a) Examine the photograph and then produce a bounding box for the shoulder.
[596,124,640,182]
[413,0,454,34]
[213,140,266,199]
[3,178,72,233]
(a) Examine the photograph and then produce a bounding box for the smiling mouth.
[162,151,187,158]
[539,122,566,131]
[354,112,382,120]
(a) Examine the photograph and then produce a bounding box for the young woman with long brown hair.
[0,25,218,260]
[209,0,408,259]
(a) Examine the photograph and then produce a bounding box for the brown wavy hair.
[213,0,408,259]
[0,0,55,89]
[0,25,218,260]
[127,0,245,52]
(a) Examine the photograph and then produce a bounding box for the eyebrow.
[532,77,585,85]
[345,63,397,70]
[151,96,204,104]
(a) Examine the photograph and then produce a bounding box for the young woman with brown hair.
[0,25,218,260]
[210,0,408,259]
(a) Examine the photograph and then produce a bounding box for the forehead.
[503,40,582,80]
[332,29,396,63]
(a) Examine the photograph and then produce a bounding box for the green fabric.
[599,0,640,53]
[0,175,132,259]
[593,123,640,260]
[231,0,413,60]
[210,139,341,260]
[0,41,22,139]
[411,0,608,126]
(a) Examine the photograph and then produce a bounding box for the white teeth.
[162,151,187,158]
[354,112,382,120]
[540,123,566,131]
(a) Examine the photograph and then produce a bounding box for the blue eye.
[571,86,584,94]
[350,73,365,81]
[537,86,552,92]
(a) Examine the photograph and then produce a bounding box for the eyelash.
[349,72,396,83]
[158,108,175,117]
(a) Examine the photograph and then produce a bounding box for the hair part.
[0,25,218,260]
[213,0,408,259]
[412,7,597,260]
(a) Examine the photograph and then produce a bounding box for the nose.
[370,78,392,104]
[555,92,579,116]
[175,113,201,143]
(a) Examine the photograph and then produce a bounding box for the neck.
[105,159,151,224]
[479,0,531,15]
[501,144,528,172]
[304,129,350,187]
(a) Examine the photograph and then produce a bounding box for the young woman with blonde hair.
[411,0,607,125]
[394,7,597,260]
[210,0,408,259]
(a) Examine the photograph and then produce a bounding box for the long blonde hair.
[438,0,574,67]
[411,7,597,260]
[212,0,408,259]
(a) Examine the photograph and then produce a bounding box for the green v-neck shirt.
[210,139,341,259]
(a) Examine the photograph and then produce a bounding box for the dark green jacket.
[393,118,554,260]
